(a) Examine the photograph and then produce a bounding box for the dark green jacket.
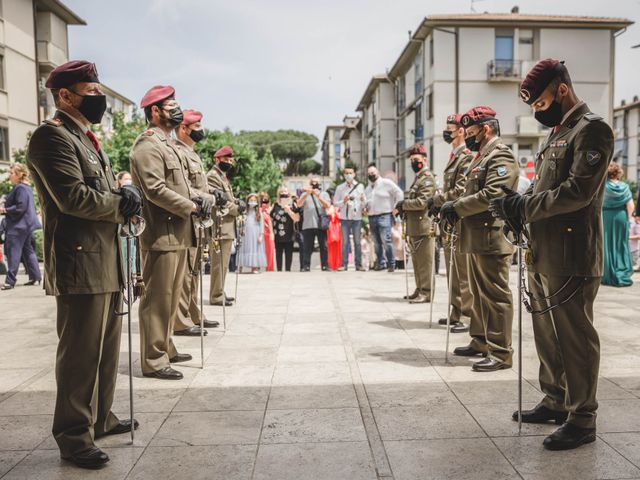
[455,137,519,255]
[403,169,436,237]
[523,103,613,277]
[27,111,123,295]
[433,146,474,207]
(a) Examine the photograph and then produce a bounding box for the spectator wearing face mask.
[333,167,366,271]
[237,193,267,273]
[296,177,331,271]
[364,164,404,272]
[270,187,300,271]
[258,192,275,272]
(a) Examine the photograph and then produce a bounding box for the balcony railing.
[487,59,522,82]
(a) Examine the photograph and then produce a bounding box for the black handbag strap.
[310,195,323,222]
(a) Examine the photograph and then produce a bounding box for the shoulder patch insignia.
[584,113,603,122]
[463,148,471,154]
[143,129,154,136]
[496,166,507,177]
[586,151,602,165]
[44,118,63,127]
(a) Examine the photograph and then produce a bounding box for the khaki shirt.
[455,137,519,255]
[206,166,239,240]
[433,145,474,208]
[129,126,195,251]
[523,103,613,277]
[27,111,123,295]
[174,139,214,203]
[403,169,436,237]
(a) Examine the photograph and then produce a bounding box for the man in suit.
[28,60,141,469]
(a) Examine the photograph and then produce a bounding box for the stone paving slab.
[1,266,640,479]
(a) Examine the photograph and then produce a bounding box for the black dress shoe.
[387,266,395,273]
[355,266,366,271]
[174,325,207,336]
[453,345,484,357]
[103,419,139,436]
[512,404,568,425]
[62,446,109,469]
[438,318,448,325]
[143,367,183,380]
[24,279,41,286]
[225,295,235,302]
[403,290,419,300]
[472,357,511,372]
[169,353,193,363]
[450,322,469,333]
[543,423,596,450]
[409,293,430,303]
[373,265,386,271]
[212,299,233,306]
[203,319,219,328]
[1,284,14,290]
[321,266,330,271]
[301,267,310,272]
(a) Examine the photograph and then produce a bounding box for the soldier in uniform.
[130,85,212,380]
[490,59,613,450]
[395,144,436,303]
[430,114,474,332]
[173,110,220,335]
[207,146,245,306]
[440,106,519,372]
[27,60,141,469]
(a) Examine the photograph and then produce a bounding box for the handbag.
[311,195,330,231]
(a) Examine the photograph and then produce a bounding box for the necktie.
[551,125,560,135]
[86,130,101,153]
[449,152,454,161]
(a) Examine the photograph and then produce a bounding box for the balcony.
[487,59,522,82]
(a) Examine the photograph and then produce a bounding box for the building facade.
[387,12,631,187]
[340,115,362,173]
[613,97,640,183]
[321,125,344,178]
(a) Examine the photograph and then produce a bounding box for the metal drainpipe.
[32,0,41,124]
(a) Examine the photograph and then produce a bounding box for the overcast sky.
[63,0,640,142]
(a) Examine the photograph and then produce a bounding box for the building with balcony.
[340,115,362,174]
[0,0,132,165]
[355,75,397,183]
[613,97,640,183]
[321,125,344,178]
[387,10,632,186]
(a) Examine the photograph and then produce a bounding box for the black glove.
[213,189,228,207]
[235,198,247,214]
[440,201,459,226]
[426,197,439,218]
[117,184,143,221]
[395,200,404,216]
[192,196,213,220]
[489,186,525,233]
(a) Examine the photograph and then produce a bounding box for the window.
[0,53,5,90]
[427,93,433,120]
[0,127,9,162]
[495,35,514,60]
[335,143,341,157]
[398,116,406,152]
[414,48,423,98]
[518,29,534,61]
[414,103,423,142]
[397,78,406,112]
[429,36,434,66]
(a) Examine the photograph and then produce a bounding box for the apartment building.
[340,115,362,173]
[613,97,640,182]
[321,125,344,178]
[386,11,632,186]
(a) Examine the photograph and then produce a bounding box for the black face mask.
[368,174,377,183]
[279,194,289,199]
[411,160,424,173]
[534,96,564,128]
[465,130,484,152]
[161,105,183,127]
[442,130,455,144]
[71,91,107,124]
[218,161,233,173]
[189,128,205,143]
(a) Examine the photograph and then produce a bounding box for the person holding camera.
[333,167,365,271]
[270,186,301,271]
[296,177,331,271]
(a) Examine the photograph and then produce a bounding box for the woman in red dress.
[327,204,342,271]
[259,192,275,272]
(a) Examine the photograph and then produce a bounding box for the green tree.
[235,130,319,175]
[101,111,146,173]
[297,158,322,175]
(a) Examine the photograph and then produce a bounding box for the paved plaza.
[1,264,640,479]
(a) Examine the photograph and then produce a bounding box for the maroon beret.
[45,60,99,89]
[408,144,427,156]
[214,145,234,159]
[182,109,203,126]
[140,85,175,108]
[461,106,497,127]
[519,59,566,105]
[446,114,463,126]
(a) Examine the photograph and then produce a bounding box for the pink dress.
[261,204,275,272]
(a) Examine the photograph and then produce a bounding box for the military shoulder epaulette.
[584,113,603,122]
[495,144,510,151]
[463,148,471,154]
[143,129,155,136]
[44,118,63,127]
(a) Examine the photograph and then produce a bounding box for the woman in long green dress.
[602,163,635,286]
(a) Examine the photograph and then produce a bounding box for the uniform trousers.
[444,237,473,323]
[174,247,202,331]
[209,238,233,303]
[467,253,514,365]
[139,249,187,373]
[528,273,600,429]
[53,292,122,457]
[408,235,434,298]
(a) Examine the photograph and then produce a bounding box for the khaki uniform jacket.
[174,140,214,203]
[403,169,436,237]
[523,103,613,277]
[433,146,474,207]
[27,111,124,295]
[206,166,239,240]
[129,126,195,251]
[455,137,519,255]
